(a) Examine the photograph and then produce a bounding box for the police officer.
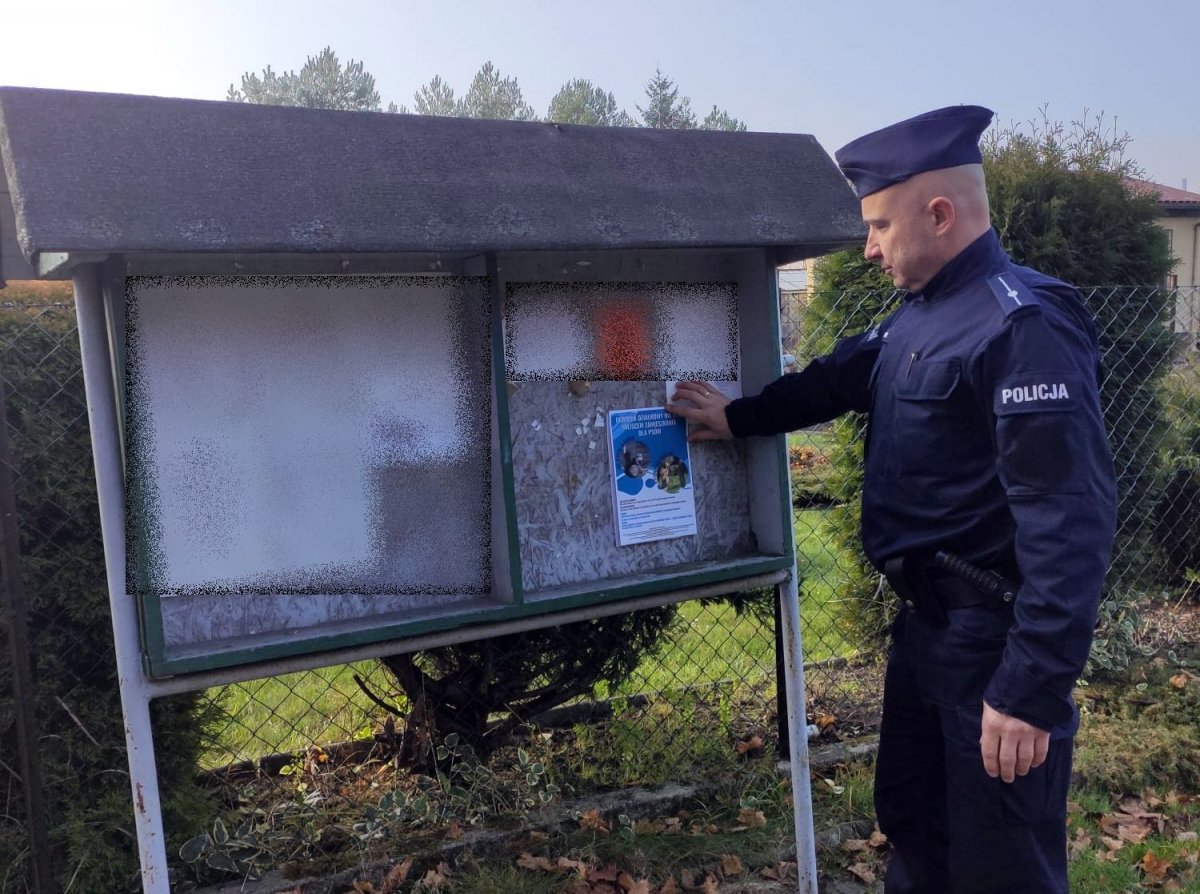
[668,105,1117,893]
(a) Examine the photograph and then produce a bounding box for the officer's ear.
[927,195,956,236]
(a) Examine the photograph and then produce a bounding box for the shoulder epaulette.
[987,272,1040,318]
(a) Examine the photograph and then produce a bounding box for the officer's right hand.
[666,381,733,442]
[980,701,1050,783]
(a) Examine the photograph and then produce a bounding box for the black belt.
[884,553,1019,628]
[929,574,994,609]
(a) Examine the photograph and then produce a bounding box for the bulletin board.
[124,275,495,668]
[499,273,793,605]
[119,256,794,675]
[504,281,758,595]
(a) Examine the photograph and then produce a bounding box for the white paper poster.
[608,407,698,546]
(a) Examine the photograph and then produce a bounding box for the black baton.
[932,551,1019,605]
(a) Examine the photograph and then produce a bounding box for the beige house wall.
[1162,214,1200,288]
[1159,213,1200,337]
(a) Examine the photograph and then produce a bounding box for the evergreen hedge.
[0,282,212,893]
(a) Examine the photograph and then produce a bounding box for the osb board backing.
[509,380,755,593]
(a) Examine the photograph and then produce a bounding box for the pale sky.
[1,0,1195,189]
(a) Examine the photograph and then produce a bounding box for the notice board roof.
[0,86,863,272]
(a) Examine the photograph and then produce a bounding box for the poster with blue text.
[608,406,697,546]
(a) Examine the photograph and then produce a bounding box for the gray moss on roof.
[0,86,863,264]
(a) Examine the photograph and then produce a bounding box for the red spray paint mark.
[595,300,652,380]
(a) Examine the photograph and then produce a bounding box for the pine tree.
[636,67,696,129]
[227,46,397,112]
[546,78,634,126]
[701,104,747,132]
[455,61,537,121]
[410,74,457,116]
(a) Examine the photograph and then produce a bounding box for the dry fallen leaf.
[760,861,797,882]
[517,852,558,872]
[380,858,413,894]
[1121,823,1152,844]
[1141,850,1174,883]
[814,712,837,730]
[590,864,621,884]
[658,879,679,894]
[446,821,463,840]
[617,872,652,894]
[718,854,744,877]
[419,863,450,890]
[1069,828,1094,859]
[847,863,877,884]
[736,807,767,828]
[558,856,590,876]
[698,873,720,894]
[735,735,764,755]
[841,838,871,852]
[580,808,612,835]
[1170,672,1193,689]
[350,881,375,893]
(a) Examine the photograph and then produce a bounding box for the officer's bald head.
[903,163,992,250]
[859,163,992,292]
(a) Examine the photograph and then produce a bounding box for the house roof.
[0,86,864,274]
[1126,177,1200,207]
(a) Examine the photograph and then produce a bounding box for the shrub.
[1155,356,1200,588]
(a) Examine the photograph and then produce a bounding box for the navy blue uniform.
[726,229,1117,892]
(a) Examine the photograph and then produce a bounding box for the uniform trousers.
[874,609,1074,894]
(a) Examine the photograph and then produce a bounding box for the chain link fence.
[0,290,118,893]
[2,281,1197,890]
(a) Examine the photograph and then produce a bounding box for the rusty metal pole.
[0,376,57,893]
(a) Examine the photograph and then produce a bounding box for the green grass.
[794,507,859,661]
[603,599,776,698]
[202,662,381,767]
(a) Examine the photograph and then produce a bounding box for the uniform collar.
[910,228,1007,302]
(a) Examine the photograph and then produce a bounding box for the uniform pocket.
[892,359,977,479]
[945,604,1014,645]
[895,358,961,401]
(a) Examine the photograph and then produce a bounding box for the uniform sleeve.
[725,326,884,438]
[973,303,1117,731]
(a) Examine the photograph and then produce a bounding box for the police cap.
[835,105,994,198]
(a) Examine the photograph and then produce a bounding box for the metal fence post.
[73,266,170,894]
[0,377,56,892]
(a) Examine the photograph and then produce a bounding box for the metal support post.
[778,567,819,894]
[73,266,170,893]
